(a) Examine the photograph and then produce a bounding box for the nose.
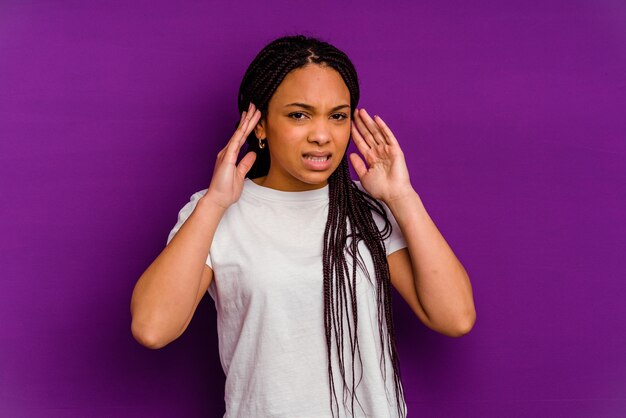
[306,119,332,146]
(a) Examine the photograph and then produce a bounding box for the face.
[253,64,352,191]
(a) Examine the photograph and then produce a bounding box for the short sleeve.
[353,181,407,256]
[166,189,213,268]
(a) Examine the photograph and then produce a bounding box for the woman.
[130,34,476,418]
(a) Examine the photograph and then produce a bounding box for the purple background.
[1,1,625,417]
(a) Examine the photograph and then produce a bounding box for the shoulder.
[166,188,209,245]
[349,179,402,229]
[351,179,374,199]
[183,188,209,209]
[348,179,390,222]
[190,188,209,201]
[350,179,387,211]
[351,179,365,192]
[172,188,209,222]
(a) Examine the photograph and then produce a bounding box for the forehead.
[270,64,350,106]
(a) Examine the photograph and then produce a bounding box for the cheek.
[267,136,299,165]
[335,127,349,143]
[268,124,299,145]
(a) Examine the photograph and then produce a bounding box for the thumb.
[349,153,367,179]
[236,151,257,178]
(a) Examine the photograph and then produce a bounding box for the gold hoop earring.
[258,137,266,149]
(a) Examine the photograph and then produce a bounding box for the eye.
[332,113,348,121]
[288,112,307,120]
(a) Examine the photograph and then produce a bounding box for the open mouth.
[303,154,331,162]
[302,153,332,170]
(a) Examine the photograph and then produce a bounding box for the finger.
[228,109,252,147]
[237,111,247,129]
[359,109,388,146]
[236,150,257,178]
[232,103,255,139]
[230,115,251,148]
[235,110,261,153]
[235,101,254,128]
[227,109,259,160]
[353,108,378,148]
[373,114,398,145]
[349,152,368,179]
[242,108,261,143]
[351,121,371,154]
[223,121,250,163]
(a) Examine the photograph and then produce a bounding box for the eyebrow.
[284,102,350,112]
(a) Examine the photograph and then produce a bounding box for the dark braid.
[237,34,406,418]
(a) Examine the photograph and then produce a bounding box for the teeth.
[304,156,328,162]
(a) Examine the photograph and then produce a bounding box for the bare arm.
[387,195,475,337]
[129,102,261,349]
[349,108,475,336]
[130,199,224,349]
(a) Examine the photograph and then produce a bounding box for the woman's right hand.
[203,102,261,210]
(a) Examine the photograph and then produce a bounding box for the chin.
[301,174,332,185]
[294,171,333,186]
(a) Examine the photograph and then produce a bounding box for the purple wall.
[1,1,625,416]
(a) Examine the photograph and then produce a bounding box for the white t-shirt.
[167,178,408,418]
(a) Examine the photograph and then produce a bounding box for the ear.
[253,118,266,140]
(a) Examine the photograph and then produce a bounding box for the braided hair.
[236,34,406,418]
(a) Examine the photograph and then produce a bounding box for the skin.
[252,63,351,191]
[203,63,476,337]
[349,106,476,337]
[130,61,475,353]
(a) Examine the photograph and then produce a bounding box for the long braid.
[237,34,407,418]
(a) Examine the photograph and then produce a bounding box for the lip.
[303,151,331,158]
[302,153,332,171]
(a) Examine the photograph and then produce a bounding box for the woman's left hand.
[349,108,415,204]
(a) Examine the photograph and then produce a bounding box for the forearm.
[386,190,476,334]
[130,196,224,348]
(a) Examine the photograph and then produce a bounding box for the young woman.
[130,34,476,418]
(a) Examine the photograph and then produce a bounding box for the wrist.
[384,190,424,221]
[384,187,420,210]
[198,192,229,213]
